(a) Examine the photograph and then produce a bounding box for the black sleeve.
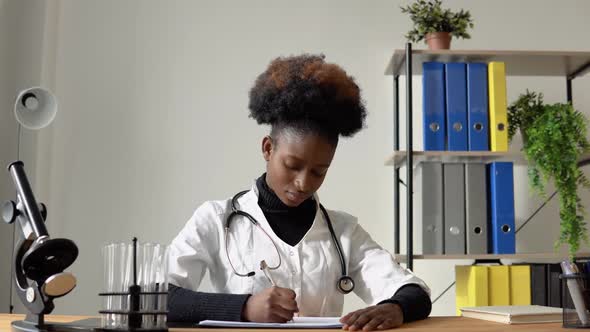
[377,284,432,323]
[167,284,251,323]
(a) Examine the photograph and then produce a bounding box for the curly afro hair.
[248,54,367,144]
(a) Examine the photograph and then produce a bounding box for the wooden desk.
[0,314,569,331]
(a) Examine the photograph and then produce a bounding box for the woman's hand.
[242,286,299,322]
[340,303,403,331]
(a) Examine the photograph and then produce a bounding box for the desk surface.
[0,314,569,331]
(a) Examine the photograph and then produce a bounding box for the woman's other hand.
[340,303,403,331]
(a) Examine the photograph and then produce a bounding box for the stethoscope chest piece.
[338,275,355,294]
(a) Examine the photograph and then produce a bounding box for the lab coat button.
[290,251,294,256]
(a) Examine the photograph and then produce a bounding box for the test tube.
[155,245,169,329]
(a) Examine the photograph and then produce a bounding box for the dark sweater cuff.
[167,284,251,323]
[377,284,432,323]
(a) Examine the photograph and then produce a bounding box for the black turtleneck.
[256,174,316,246]
[167,174,431,324]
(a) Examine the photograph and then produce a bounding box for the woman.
[167,54,431,331]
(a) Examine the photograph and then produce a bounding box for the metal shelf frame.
[391,43,590,270]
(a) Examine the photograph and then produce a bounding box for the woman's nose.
[295,173,311,192]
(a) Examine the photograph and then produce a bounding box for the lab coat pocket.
[298,243,337,316]
[302,244,328,286]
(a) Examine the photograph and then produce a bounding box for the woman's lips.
[286,191,308,203]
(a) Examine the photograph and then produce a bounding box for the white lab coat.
[168,184,430,317]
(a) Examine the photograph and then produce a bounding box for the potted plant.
[400,0,474,50]
[508,91,590,258]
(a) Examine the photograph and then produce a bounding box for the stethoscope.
[224,190,355,294]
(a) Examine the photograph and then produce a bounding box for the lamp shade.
[14,87,57,130]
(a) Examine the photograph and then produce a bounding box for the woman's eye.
[312,170,326,177]
[285,163,299,170]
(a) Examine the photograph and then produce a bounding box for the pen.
[561,260,589,324]
[260,260,277,286]
[261,260,301,318]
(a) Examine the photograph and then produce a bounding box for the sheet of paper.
[199,316,343,329]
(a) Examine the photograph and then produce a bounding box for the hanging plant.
[508,91,590,257]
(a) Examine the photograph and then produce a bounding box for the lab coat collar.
[235,181,323,248]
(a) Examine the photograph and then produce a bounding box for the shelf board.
[384,150,525,168]
[385,49,590,77]
[385,151,590,169]
[394,252,590,262]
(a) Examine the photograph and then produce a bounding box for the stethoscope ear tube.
[319,205,354,293]
[224,224,256,277]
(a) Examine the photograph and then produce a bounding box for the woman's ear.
[261,136,273,161]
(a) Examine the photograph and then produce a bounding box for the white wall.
[0,0,54,313]
[0,0,18,314]
[3,0,590,317]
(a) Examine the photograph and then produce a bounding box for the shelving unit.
[387,44,590,270]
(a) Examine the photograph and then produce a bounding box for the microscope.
[3,161,79,332]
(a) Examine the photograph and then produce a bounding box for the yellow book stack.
[488,62,508,152]
[510,265,532,305]
[488,265,511,306]
[455,266,489,315]
[456,265,533,315]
